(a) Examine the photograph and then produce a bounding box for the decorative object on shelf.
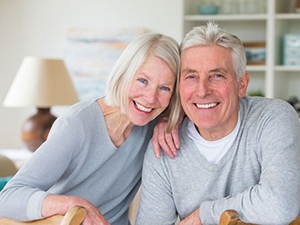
[243,42,266,65]
[283,33,300,66]
[3,57,79,152]
[295,0,300,13]
[198,4,219,15]
[198,0,219,15]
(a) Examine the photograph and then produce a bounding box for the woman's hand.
[152,119,180,159]
[81,203,110,225]
[42,194,110,225]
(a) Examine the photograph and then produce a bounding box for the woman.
[0,33,181,225]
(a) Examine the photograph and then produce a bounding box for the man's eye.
[186,74,195,79]
[214,74,223,78]
[160,86,171,92]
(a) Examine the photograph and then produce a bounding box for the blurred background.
[1,0,299,150]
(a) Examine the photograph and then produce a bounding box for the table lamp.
[3,57,79,152]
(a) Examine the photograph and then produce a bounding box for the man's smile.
[195,102,218,109]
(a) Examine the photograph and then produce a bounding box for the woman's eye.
[138,78,148,84]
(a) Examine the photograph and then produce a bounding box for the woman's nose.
[144,87,158,104]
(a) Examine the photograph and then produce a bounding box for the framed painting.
[64,28,147,101]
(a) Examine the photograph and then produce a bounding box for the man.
[136,22,300,225]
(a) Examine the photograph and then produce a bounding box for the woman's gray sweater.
[0,100,155,225]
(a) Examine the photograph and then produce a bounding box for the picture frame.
[243,42,266,65]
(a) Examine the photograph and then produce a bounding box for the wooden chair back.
[0,206,87,225]
[219,210,300,225]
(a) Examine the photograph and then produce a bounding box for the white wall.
[0,0,183,148]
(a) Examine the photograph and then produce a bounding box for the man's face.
[180,45,249,141]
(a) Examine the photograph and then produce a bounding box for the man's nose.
[197,79,211,98]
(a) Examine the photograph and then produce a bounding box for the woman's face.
[127,55,175,126]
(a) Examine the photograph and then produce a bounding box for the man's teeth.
[135,102,152,112]
[196,102,217,109]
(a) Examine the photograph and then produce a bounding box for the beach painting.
[64,28,147,100]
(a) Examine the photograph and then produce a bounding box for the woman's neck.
[97,98,134,147]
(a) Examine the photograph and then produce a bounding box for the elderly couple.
[0,22,299,225]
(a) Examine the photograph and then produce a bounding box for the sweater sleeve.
[0,114,84,221]
[200,100,300,225]
[136,141,178,225]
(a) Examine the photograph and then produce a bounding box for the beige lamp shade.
[3,57,79,107]
[3,57,79,152]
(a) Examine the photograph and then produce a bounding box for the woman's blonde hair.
[104,33,181,131]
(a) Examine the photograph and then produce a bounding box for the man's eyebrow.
[181,68,197,74]
[210,67,228,73]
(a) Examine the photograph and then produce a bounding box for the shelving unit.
[183,0,300,100]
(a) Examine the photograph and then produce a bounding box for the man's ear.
[238,71,250,98]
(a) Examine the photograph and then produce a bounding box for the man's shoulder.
[242,96,296,115]
[241,96,299,128]
[243,96,291,108]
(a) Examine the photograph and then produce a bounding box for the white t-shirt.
[187,113,241,164]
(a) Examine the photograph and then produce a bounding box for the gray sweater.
[0,100,155,225]
[137,96,300,225]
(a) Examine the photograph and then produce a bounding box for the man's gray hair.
[181,21,247,80]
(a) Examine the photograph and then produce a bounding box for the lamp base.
[22,108,57,152]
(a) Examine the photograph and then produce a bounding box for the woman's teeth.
[135,102,152,112]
